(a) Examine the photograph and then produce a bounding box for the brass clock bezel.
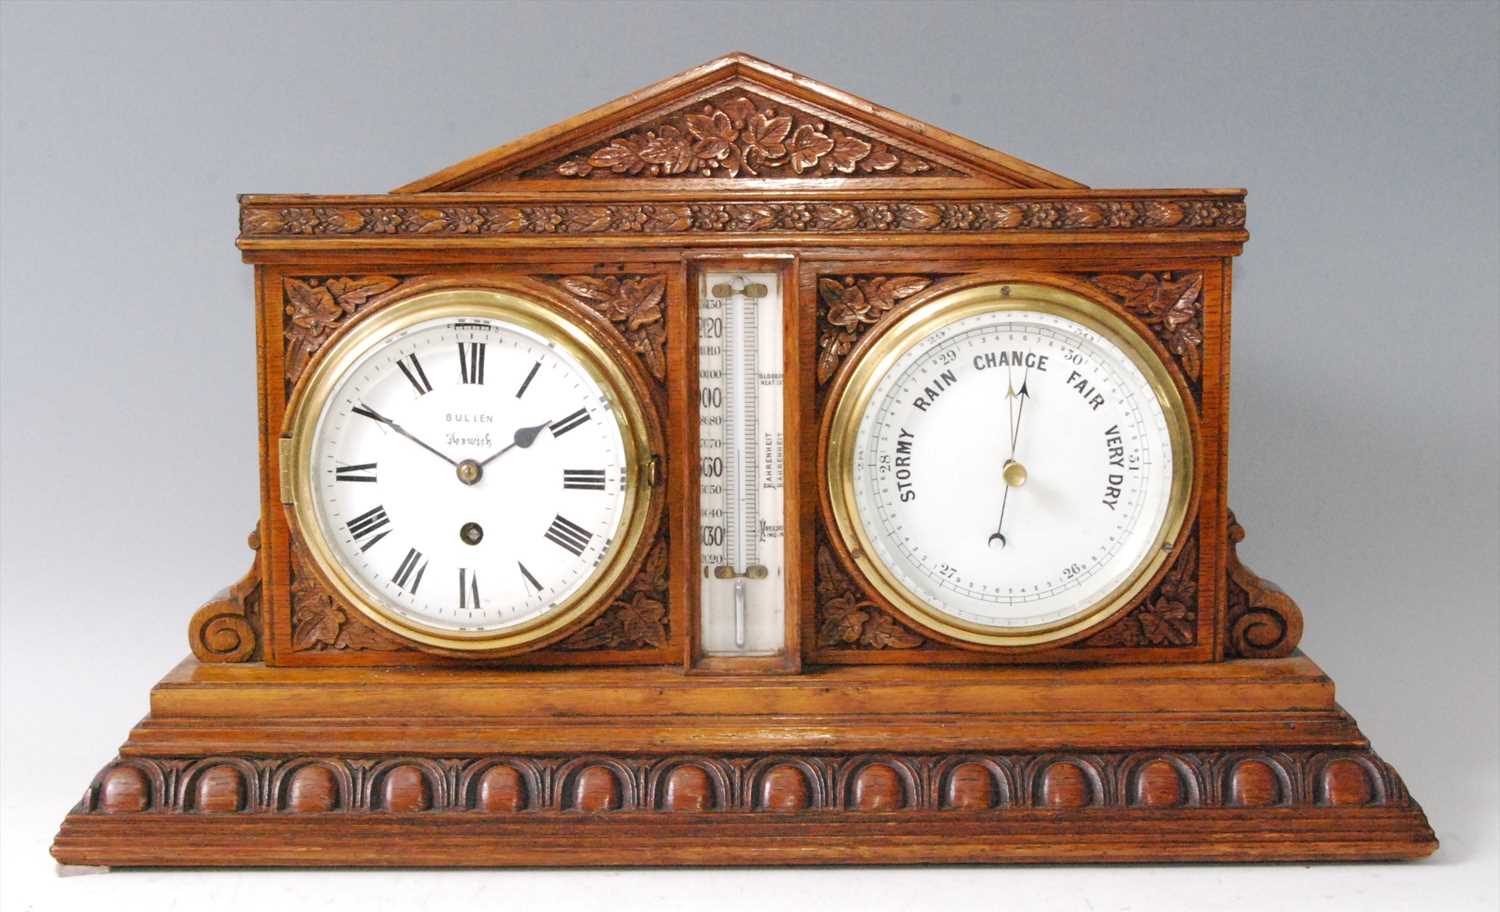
[285,285,657,655]
[824,280,1196,649]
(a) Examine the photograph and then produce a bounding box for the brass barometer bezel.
[285,285,657,655]
[824,280,1196,649]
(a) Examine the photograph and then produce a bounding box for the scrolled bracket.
[187,527,263,663]
[1225,511,1303,659]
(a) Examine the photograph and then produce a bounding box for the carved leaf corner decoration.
[814,544,925,650]
[554,275,667,383]
[1088,272,1205,382]
[1080,529,1199,648]
[283,275,402,387]
[288,540,407,653]
[816,275,934,385]
[537,92,944,181]
[558,538,670,651]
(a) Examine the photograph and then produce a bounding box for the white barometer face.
[827,282,1192,647]
[289,288,652,651]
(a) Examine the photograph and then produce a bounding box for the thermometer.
[698,271,785,656]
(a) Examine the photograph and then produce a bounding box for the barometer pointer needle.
[353,402,457,467]
[988,486,1011,549]
[989,367,1030,548]
[478,420,552,468]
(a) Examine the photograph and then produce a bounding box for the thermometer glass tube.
[698,272,786,656]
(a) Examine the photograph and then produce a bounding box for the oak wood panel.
[105,655,1368,757]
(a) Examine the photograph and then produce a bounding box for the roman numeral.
[544,514,592,557]
[458,342,486,385]
[396,353,433,396]
[518,561,543,593]
[563,468,606,491]
[458,568,480,611]
[393,547,428,592]
[550,408,590,437]
[346,505,391,552]
[335,462,378,483]
[515,360,540,398]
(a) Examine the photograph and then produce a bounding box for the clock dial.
[288,287,655,652]
[828,283,1192,646]
[310,315,628,634]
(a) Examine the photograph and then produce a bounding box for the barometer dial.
[287,287,655,654]
[826,282,1193,648]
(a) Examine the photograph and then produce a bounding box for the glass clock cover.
[287,287,654,652]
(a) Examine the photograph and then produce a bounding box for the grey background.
[2,2,1495,909]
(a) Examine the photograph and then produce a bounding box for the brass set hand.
[987,367,1031,550]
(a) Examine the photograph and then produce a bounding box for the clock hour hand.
[477,420,552,468]
[352,402,457,467]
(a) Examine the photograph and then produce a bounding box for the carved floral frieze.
[242,198,1246,239]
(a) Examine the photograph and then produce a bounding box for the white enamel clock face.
[305,314,631,637]
[836,291,1190,642]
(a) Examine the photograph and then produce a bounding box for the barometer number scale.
[698,272,785,656]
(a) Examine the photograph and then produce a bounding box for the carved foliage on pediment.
[522,91,956,181]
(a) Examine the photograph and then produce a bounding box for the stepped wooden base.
[52,653,1436,866]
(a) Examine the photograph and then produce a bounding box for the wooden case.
[53,53,1433,866]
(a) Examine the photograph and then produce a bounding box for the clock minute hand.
[477,420,552,468]
[352,403,457,467]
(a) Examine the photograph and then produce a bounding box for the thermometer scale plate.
[698,272,786,657]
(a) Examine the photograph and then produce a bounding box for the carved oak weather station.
[53,54,1434,866]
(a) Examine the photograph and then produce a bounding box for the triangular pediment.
[396,53,1084,192]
